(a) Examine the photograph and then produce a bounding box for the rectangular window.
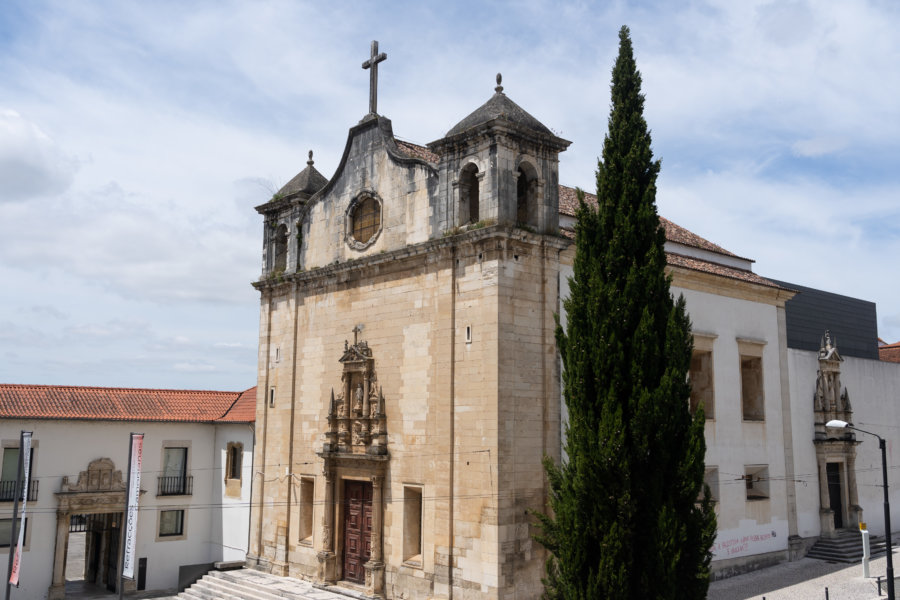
[689,350,714,419]
[1,448,20,482]
[704,467,719,503]
[0,518,27,548]
[740,355,764,421]
[159,447,190,496]
[163,447,187,478]
[298,477,314,544]
[159,510,184,537]
[269,387,275,408]
[745,465,769,501]
[403,486,423,564]
[1,447,35,502]
[226,443,242,481]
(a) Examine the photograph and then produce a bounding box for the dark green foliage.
[535,26,717,599]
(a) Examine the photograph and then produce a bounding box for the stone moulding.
[251,225,571,291]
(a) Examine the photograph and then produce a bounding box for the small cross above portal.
[361,40,387,116]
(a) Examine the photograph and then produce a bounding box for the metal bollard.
[862,527,872,578]
[825,586,829,599]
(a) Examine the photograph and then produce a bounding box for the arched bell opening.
[272,224,288,272]
[516,162,539,229]
[458,163,480,225]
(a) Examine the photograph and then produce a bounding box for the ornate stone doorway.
[316,329,389,598]
[813,332,861,537]
[49,458,138,600]
[342,480,373,584]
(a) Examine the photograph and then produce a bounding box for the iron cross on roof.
[362,40,387,115]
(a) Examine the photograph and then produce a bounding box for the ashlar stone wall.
[249,228,565,600]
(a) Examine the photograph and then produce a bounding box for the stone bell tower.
[813,331,861,536]
[428,74,570,235]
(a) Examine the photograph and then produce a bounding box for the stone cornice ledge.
[252,225,572,291]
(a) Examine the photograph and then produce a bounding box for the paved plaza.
[709,552,898,600]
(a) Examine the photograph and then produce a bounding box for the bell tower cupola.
[428,74,571,235]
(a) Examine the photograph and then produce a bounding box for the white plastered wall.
[0,419,252,597]
[789,349,900,539]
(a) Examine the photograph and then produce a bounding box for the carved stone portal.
[50,458,138,600]
[60,457,126,493]
[323,331,388,456]
[812,331,861,537]
[317,329,389,598]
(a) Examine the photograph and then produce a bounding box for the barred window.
[352,197,381,244]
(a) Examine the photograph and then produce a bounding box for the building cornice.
[252,225,571,292]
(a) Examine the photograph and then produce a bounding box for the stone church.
[246,42,900,598]
[247,43,569,599]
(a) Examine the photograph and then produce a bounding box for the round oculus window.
[351,196,381,245]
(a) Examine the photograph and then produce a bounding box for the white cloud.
[0,109,78,202]
[791,137,848,158]
[1,0,899,386]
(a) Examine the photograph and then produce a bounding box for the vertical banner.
[122,433,143,580]
[8,431,32,587]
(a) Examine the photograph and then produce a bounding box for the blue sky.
[2,0,899,390]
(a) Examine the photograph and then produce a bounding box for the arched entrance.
[48,458,136,600]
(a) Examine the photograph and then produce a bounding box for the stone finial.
[495,73,503,94]
[819,330,840,360]
[308,150,314,166]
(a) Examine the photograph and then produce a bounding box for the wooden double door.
[343,480,372,584]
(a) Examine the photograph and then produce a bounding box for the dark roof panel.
[772,279,879,359]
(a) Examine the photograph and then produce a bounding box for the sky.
[2,0,899,391]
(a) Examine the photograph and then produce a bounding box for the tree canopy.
[536,25,717,600]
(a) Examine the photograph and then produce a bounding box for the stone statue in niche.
[353,383,364,416]
[352,421,364,446]
[321,328,389,455]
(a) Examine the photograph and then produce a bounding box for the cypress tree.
[536,26,717,599]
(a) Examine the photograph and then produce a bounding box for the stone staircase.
[177,569,361,600]
[806,529,888,563]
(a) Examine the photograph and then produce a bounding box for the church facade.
[247,56,570,597]
[247,44,900,598]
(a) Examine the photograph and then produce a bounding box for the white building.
[563,188,900,577]
[0,384,255,598]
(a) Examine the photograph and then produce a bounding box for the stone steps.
[806,530,888,563]
[177,569,356,600]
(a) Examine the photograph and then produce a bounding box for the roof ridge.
[0,383,242,394]
[217,386,256,420]
[665,250,753,274]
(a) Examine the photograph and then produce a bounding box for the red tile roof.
[879,343,900,363]
[665,252,781,289]
[396,140,439,163]
[217,386,258,422]
[0,384,256,423]
[559,186,742,259]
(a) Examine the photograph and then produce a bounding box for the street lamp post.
[827,419,894,600]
